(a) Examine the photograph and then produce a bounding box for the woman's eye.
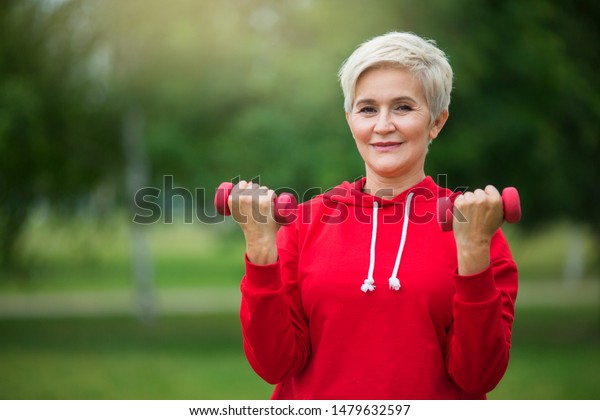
[396,104,412,112]
[358,106,377,114]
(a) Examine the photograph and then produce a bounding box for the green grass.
[0,307,597,399]
[488,306,600,399]
[0,314,274,399]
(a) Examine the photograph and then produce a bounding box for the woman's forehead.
[354,67,425,101]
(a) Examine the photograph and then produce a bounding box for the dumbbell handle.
[214,182,297,225]
[438,187,521,232]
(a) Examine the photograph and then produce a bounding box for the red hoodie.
[240,176,518,399]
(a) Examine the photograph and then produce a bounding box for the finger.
[256,185,274,200]
[244,181,260,192]
[238,182,261,203]
[265,188,276,204]
[229,180,246,209]
[473,188,486,203]
[461,191,475,203]
[232,181,259,209]
[230,180,247,203]
[251,186,276,203]
[248,186,273,224]
[253,186,270,206]
[484,184,500,198]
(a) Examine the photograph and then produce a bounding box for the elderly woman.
[228,32,518,399]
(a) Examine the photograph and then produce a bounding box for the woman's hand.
[453,185,504,276]
[228,180,279,265]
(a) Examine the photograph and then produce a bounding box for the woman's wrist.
[245,233,278,265]
[457,240,491,276]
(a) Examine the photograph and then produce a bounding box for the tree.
[407,0,600,246]
[0,0,121,269]
[3,0,597,271]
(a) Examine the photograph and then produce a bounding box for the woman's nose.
[374,111,395,134]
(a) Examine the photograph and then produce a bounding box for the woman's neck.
[363,168,426,199]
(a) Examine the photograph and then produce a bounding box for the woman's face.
[346,66,447,181]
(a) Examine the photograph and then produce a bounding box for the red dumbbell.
[438,187,521,232]
[214,182,298,225]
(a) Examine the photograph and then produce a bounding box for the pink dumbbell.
[438,187,521,232]
[214,182,298,225]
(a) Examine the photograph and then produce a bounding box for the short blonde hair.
[338,32,453,121]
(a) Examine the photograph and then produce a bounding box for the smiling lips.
[371,142,403,152]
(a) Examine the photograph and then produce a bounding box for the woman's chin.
[366,157,406,176]
[368,165,405,178]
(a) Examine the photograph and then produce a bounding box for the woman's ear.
[429,110,449,140]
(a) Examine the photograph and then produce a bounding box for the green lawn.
[0,314,274,399]
[0,306,597,399]
[488,306,600,399]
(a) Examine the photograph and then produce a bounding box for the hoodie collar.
[325,176,439,208]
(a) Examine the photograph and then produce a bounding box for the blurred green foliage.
[1,0,599,268]
[418,0,600,234]
[0,0,121,268]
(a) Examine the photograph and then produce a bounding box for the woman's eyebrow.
[354,98,376,107]
[391,96,417,103]
[354,96,417,107]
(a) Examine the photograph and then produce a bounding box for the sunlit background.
[0,0,598,399]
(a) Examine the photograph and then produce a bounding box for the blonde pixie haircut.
[338,32,453,121]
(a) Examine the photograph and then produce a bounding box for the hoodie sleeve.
[239,221,311,385]
[445,229,518,395]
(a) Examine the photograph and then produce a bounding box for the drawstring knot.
[389,277,401,291]
[361,278,375,293]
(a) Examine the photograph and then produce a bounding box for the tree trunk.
[122,107,156,323]
[563,224,584,288]
[0,201,28,272]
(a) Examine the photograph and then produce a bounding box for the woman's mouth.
[371,142,403,152]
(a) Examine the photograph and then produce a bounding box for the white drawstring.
[389,192,414,291]
[361,194,413,293]
[361,201,378,293]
